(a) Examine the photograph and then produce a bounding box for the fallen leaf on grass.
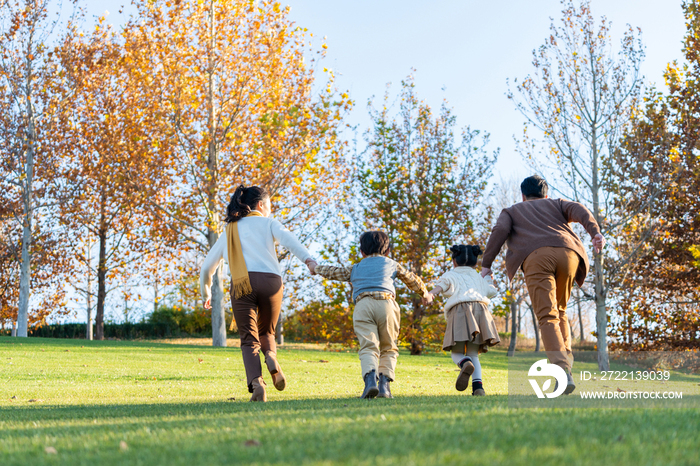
[244,439,260,447]
[198,358,203,363]
[28,399,43,403]
[616,434,624,442]
[616,388,626,393]
[227,397,236,401]
[64,350,70,352]
[120,441,128,451]
[11,395,17,399]
[45,446,57,454]
[319,360,329,363]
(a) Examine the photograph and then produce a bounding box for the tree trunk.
[16,85,37,337]
[210,264,226,347]
[206,0,226,348]
[86,241,93,340]
[123,291,129,323]
[275,316,284,346]
[153,278,159,315]
[569,319,575,345]
[529,303,540,352]
[95,225,108,340]
[409,298,424,355]
[507,299,518,356]
[17,212,32,337]
[590,121,609,370]
[576,287,584,343]
[594,253,609,370]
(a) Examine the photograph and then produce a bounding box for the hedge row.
[1,306,235,339]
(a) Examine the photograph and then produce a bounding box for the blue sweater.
[349,256,398,302]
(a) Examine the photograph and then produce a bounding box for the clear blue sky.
[82,0,687,178]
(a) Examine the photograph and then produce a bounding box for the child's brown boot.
[455,357,474,392]
[249,377,267,402]
[265,352,286,391]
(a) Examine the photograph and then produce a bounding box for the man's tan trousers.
[522,247,579,372]
[353,297,401,380]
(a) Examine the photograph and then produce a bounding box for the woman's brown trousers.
[230,272,283,391]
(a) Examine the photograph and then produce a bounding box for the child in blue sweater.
[311,231,430,399]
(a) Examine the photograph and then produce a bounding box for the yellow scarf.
[226,211,263,302]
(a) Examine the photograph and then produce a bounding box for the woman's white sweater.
[199,214,313,302]
[434,266,498,316]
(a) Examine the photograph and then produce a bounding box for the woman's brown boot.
[265,352,286,391]
[250,377,267,402]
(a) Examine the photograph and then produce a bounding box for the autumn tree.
[358,75,497,354]
[608,0,700,350]
[0,162,70,330]
[509,0,645,369]
[124,0,351,346]
[54,17,178,340]
[0,0,77,335]
[0,198,70,329]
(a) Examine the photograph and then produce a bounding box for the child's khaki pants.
[353,297,401,380]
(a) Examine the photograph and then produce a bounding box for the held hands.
[421,292,435,306]
[305,258,318,275]
[592,233,606,253]
[480,267,493,278]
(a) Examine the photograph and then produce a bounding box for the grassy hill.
[1,337,698,466]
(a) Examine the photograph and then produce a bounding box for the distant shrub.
[285,301,356,346]
[150,306,213,336]
[0,306,235,339]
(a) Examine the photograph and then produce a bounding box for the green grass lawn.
[1,336,699,466]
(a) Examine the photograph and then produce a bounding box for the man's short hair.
[359,230,391,256]
[520,175,549,199]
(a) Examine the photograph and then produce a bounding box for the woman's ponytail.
[226,184,269,223]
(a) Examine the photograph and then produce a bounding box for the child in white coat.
[425,245,501,396]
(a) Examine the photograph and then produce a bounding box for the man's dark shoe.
[564,370,576,395]
[361,369,379,399]
[377,373,393,398]
[554,370,576,395]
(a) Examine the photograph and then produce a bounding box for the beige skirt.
[443,302,501,353]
